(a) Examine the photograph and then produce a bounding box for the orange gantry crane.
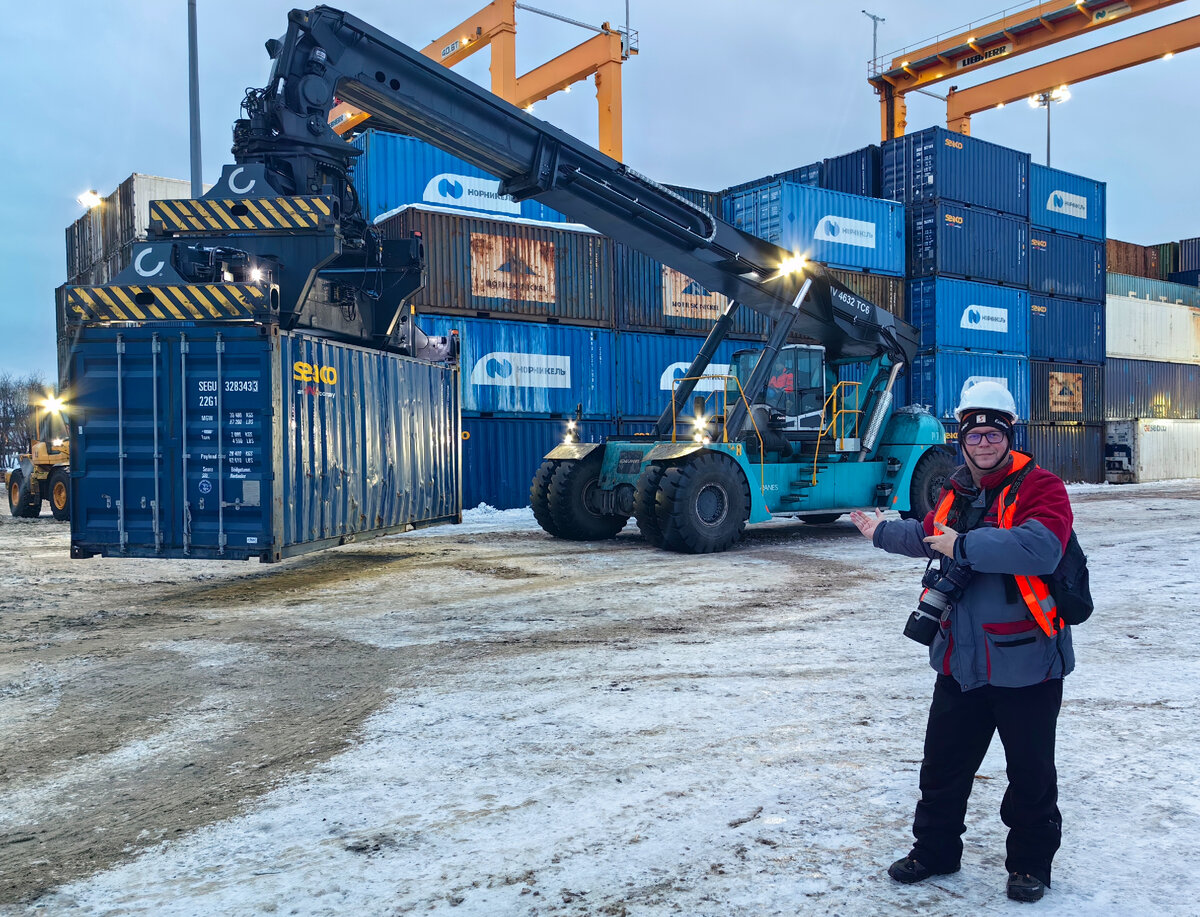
[329,1,637,159]
[868,0,1195,139]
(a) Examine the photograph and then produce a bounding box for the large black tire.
[49,467,70,522]
[799,513,843,525]
[7,470,41,518]
[530,460,560,536]
[657,451,751,554]
[901,447,957,520]
[547,452,628,541]
[632,463,668,547]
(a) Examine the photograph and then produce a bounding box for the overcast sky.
[2,0,1197,378]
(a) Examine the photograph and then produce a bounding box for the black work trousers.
[909,674,1063,886]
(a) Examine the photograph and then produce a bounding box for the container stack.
[1103,275,1200,483]
[65,175,198,286]
[375,205,616,510]
[881,127,1033,455]
[1025,163,1107,482]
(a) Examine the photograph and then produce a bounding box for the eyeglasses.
[963,431,1006,445]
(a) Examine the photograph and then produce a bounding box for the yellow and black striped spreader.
[148,195,338,234]
[65,282,277,323]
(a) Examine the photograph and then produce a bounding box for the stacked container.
[65,175,199,286]
[375,204,615,509]
[349,130,567,223]
[883,127,1032,450]
[1103,291,1200,482]
[1026,164,1107,482]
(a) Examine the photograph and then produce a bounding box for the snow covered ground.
[3,481,1199,916]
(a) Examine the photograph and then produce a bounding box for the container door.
[70,331,176,553]
[169,332,273,557]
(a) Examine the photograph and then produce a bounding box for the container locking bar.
[181,335,192,556]
[152,334,163,552]
[116,336,128,551]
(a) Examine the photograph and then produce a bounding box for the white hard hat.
[955,379,1019,423]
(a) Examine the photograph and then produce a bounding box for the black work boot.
[887,856,959,884]
[1007,872,1047,902]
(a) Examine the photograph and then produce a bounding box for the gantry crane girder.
[945,14,1200,133]
[868,0,1188,139]
[328,0,634,159]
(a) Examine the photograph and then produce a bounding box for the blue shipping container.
[462,417,614,510]
[822,145,881,198]
[724,182,905,276]
[909,350,1030,421]
[68,324,461,562]
[907,201,1028,287]
[882,126,1029,218]
[1029,230,1105,301]
[423,316,614,418]
[1167,269,1200,287]
[1028,164,1105,240]
[1029,294,1104,364]
[614,331,760,418]
[350,129,567,223]
[1106,272,1200,307]
[1179,237,1200,272]
[908,278,1030,354]
[722,161,823,199]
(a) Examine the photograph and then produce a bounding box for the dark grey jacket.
[874,460,1075,690]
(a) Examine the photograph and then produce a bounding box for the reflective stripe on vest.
[932,453,1059,637]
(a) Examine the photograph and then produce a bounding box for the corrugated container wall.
[1152,242,1180,279]
[612,242,770,339]
[827,268,904,316]
[822,146,881,198]
[462,418,614,510]
[351,130,566,223]
[907,278,1029,354]
[724,182,905,276]
[1104,358,1200,420]
[906,202,1028,287]
[882,127,1029,217]
[1028,164,1105,240]
[1029,361,1103,423]
[1029,295,1104,364]
[1105,419,1200,483]
[68,324,461,562]
[1105,239,1154,279]
[908,351,1030,421]
[1027,424,1105,483]
[1106,273,1200,307]
[1179,237,1200,273]
[663,184,721,214]
[1105,295,1200,364]
[722,161,823,199]
[378,206,613,326]
[422,315,614,417]
[614,331,757,419]
[66,175,198,282]
[1168,269,1200,287]
[1028,231,1105,301]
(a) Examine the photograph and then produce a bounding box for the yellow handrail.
[811,381,862,485]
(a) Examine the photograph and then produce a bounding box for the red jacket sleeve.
[1011,467,1073,548]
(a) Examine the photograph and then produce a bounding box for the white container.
[1105,418,1200,483]
[1106,294,1200,365]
